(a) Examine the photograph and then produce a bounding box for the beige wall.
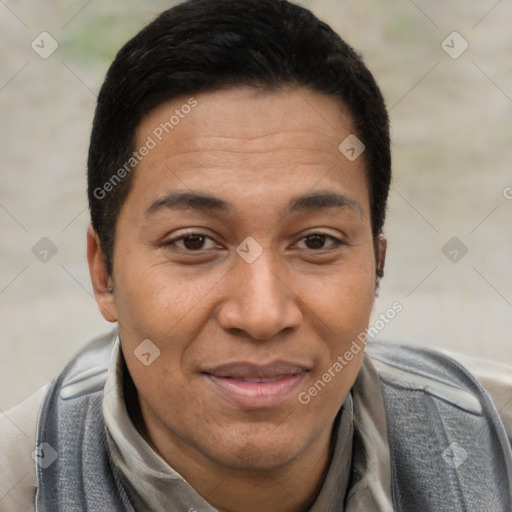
[1,0,511,410]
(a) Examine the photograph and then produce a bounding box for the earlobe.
[376,234,387,278]
[87,225,118,322]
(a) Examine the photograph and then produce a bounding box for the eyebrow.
[287,191,362,217]
[146,192,230,215]
[145,190,362,217]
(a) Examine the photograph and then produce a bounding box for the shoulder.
[366,341,512,510]
[0,330,118,512]
[0,383,49,512]
[367,341,512,441]
[440,349,512,441]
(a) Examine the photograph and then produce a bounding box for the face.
[89,86,384,475]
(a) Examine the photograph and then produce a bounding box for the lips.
[203,362,309,409]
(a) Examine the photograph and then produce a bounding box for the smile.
[203,362,309,409]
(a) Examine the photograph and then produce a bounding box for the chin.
[218,446,296,472]
[207,425,311,471]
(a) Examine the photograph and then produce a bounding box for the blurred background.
[1,0,511,410]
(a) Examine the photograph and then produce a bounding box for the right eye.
[165,233,218,251]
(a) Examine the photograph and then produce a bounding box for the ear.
[376,234,387,279]
[87,225,117,322]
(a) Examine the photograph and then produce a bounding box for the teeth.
[243,376,285,383]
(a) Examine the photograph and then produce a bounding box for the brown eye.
[295,233,342,251]
[164,232,220,253]
[182,234,207,250]
[304,234,328,249]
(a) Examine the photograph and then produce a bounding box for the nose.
[217,252,303,341]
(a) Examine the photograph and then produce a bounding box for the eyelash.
[164,232,344,252]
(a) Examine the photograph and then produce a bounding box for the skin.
[88,86,386,512]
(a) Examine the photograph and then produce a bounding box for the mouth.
[202,362,309,409]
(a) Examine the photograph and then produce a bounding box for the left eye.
[296,233,342,250]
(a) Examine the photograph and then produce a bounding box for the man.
[1,0,511,510]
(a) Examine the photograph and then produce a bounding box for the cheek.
[297,258,376,334]
[295,264,372,422]
[113,258,219,337]
[301,351,363,440]
[113,261,226,395]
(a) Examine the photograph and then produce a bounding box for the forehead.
[138,86,356,151]
[128,86,369,219]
